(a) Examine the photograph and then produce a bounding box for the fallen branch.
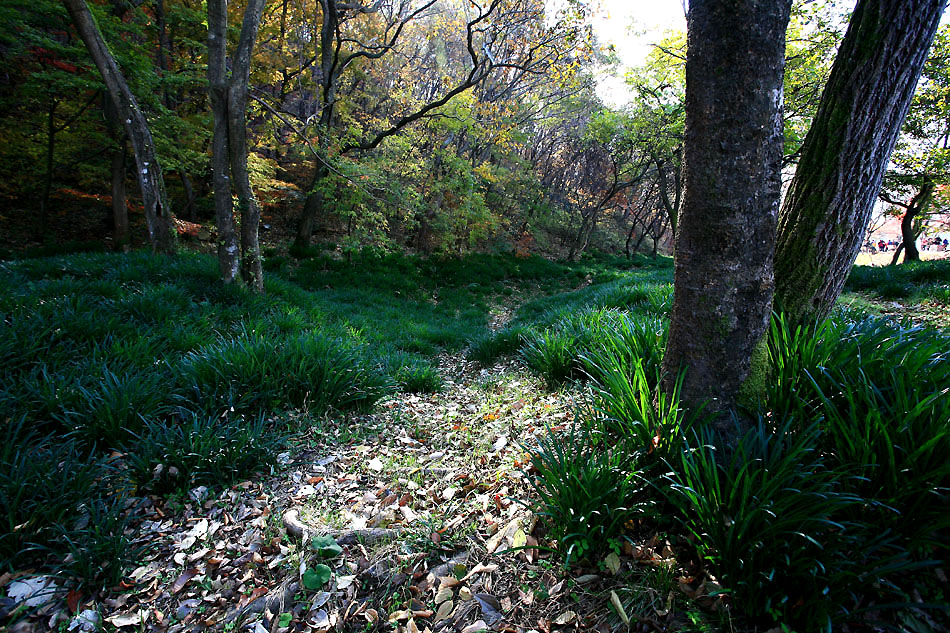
[282,508,403,545]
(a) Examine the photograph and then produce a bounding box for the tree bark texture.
[62,0,176,254]
[774,0,943,321]
[206,0,266,291]
[207,0,240,284]
[661,0,791,430]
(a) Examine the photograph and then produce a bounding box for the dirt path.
[32,355,643,633]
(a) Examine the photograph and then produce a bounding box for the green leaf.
[278,612,293,628]
[302,564,332,590]
[310,535,343,559]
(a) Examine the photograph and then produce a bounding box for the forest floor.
[13,355,689,633]
[2,248,947,633]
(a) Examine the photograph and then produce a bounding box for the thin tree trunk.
[63,0,176,254]
[661,0,791,433]
[180,171,196,221]
[889,242,904,266]
[295,172,325,249]
[38,99,56,241]
[207,0,240,283]
[111,138,129,248]
[899,182,933,263]
[206,0,266,291]
[655,158,680,238]
[229,0,266,292]
[774,0,943,322]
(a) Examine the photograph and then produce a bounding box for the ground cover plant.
[2,247,948,633]
[842,259,950,328]
[525,309,950,631]
[0,248,642,590]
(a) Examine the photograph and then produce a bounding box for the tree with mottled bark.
[207,0,267,291]
[774,0,944,322]
[660,0,791,434]
[62,0,176,254]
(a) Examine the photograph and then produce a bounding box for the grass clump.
[177,333,390,416]
[846,258,950,305]
[527,422,648,564]
[127,411,287,493]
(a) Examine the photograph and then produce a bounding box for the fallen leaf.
[105,610,148,628]
[171,567,198,594]
[461,620,489,633]
[553,611,576,625]
[474,593,504,624]
[435,587,453,604]
[610,591,629,628]
[604,552,621,575]
[435,599,454,621]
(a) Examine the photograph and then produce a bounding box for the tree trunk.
[228,0,267,292]
[774,0,943,322]
[180,171,196,221]
[111,138,129,248]
[889,242,904,266]
[206,0,265,290]
[655,158,680,238]
[37,99,56,241]
[63,0,176,254]
[295,173,325,249]
[207,0,240,283]
[899,182,933,263]
[660,0,791,432]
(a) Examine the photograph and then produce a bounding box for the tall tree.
[660,0,791,431]
[61,0,176,254]
[774,0,944,322]
[208,0,264,292]
[207,0,267,290]
[879,25,950,264]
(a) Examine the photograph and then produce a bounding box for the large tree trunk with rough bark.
[774,0,943,322]
[660,0,790,434]
[63,0,176,254]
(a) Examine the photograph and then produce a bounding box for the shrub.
[0,419,108,568]
[526,422,648,563]
[127,410,287,492]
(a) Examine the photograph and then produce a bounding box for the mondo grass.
[127,411,288,493]
[526,421,650,564]
[768,315,950,549]
[667,420,868,631]
[177,332,392,415]
[0,419,111,569]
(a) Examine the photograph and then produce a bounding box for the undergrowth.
[0,248,644,586]
[527,309,950,632]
